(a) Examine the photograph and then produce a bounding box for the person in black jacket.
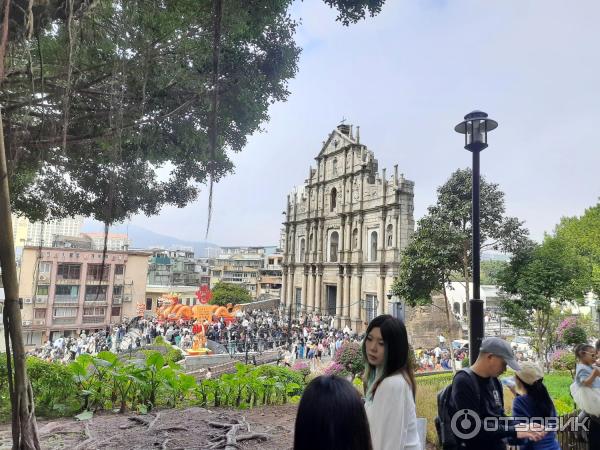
[451,337,546,449]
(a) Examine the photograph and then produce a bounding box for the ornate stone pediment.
[317,127,357,159]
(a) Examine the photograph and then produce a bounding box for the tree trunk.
[0,110,41,449]
[442,284,457,374]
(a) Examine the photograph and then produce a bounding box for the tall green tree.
[554,202,600,293]
[498,236,592,363]
[432,168,529,306]
[210,282,252,306]
[0,1,388,448]
[390,213,463,372]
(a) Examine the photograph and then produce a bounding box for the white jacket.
[365,373,421,450]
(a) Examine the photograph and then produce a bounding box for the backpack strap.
[461,368,481,407]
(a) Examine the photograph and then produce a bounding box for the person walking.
[362,315,420,450]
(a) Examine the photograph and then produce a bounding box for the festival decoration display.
[154,293,242,357]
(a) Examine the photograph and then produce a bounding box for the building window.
[329,231,339,262]
[57,263,81,280]
[114,264,124,275]
[55,285,79,298]
[365,294,377,323]
[113,285,123,296]
[332,158,338,176]
[309,233,313,253]
[25,332,42,346]
[295,287,302,318]
[454,302,461,315]
[83,306,106,316]
[38,261,51,273]
[87,264,110,281]
[111,307,121,317]
[34,309,46,319]
[352,228,358,249]
[299,238,306,262]
[53,307,78,317]
[330,188,337,211]
[386,224,393,248]
[85,285,108,301]
[36,285,49,296]
[370,231,378,262]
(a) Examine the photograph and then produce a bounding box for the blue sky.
[113,0,600,246]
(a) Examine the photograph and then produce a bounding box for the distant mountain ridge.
[82,222,220,257]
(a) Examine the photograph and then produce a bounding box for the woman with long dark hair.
[362,314,420,450]
[294,375,372,450]
[511,361,560,449]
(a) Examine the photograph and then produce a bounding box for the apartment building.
[19,246,150,347]
[257,253,283,299]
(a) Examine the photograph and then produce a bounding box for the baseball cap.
[515,361,544,385]
[479,337,521,371]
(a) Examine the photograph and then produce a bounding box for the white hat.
[515,361,544,385]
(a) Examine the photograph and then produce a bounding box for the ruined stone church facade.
[281,124,415,331]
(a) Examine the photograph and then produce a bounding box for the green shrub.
[27,357,79,418]
[563,326,587,346]
[0,354,9,422]
[551,352,576,377]
[461,357,470,368]
[165,347,184,365]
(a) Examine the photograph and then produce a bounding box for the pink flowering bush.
[323,362,350,377]
[291,360,311,381]
[556,317,587,346]
[550,349,576,377]
[334,342,365,378]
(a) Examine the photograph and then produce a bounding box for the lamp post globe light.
[454,110,498,364]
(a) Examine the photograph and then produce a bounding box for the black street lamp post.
[454,110,498,364]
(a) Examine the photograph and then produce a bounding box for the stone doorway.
[326,285,337,316]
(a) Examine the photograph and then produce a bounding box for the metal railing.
[82,316,106,324]
[52,317,77,325]
[53,295,79,303]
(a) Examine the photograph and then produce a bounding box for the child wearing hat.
[511,361,560,450]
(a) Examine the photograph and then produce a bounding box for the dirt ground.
[0,404,437,449]
[0,404,298,450]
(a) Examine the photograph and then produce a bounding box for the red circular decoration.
[196,285,212,304]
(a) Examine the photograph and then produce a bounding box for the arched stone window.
[329,231,339,262]
[453,302,461,315]
[299,238,305,262]
[332,158,338,176]
[386,224,393,248]
[309,233,314,254]
[370,231,378,262]
[352,228,358,249]
[462,303,467,316]
[330,188,337,211]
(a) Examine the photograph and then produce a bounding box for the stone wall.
[405,293,463,349]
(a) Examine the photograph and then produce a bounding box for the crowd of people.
[28,305,600,449]
[29,324,132,363]
[294,315,560,450]
[27,307,358,363]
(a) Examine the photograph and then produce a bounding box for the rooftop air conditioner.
[22,320,32,326]
[24,298,32,304]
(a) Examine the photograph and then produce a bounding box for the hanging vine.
[206,0,223,239]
